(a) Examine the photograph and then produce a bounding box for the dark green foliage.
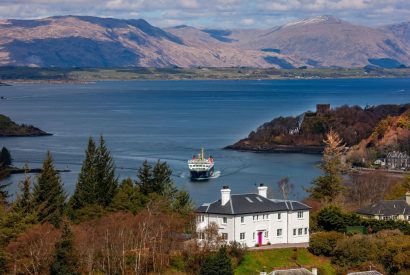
[199,246,233,275]
[69,137,98,210]
[172,190,193,215]
[152,160,177,197]
[15,173,34,214]
[0,147,12,167]
[137,160,176,197]
[309,231,345,256]
[136,160,153,196]
[69,136,118,213]
[95,136,118,206]
[109,178,144,213]
[50,222,79,275]
[317,206,410,234]
[332,235,376,268]
[32,151,66,227]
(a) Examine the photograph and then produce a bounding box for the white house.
[196,184,310,247]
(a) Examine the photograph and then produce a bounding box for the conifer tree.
[137,160,153,196]
[199,246,233,275]
[307,130,345,203]
[0,147,12,167]
[15,168,33,213]
[50,221,79,275]
[152,160,177,197]
[95,136,118,206]
[109,178,144,213]
[69,138,98,210]
[33,151,66,227]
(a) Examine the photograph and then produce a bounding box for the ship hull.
[190,166,214,180]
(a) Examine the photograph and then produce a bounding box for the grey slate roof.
[347,271,383,275]
[272,268,313,275]
[196,193,310,215]
[357,196,410,216]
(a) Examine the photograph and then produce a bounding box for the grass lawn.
[235,248,335,275]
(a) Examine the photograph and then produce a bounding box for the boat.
[188,148,214,180]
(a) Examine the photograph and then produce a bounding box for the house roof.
[196,193,310,215]
[272,268,313,275]
[356,196,410,216]
[387,151,410,159]
[347,271,383,275]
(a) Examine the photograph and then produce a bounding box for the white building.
[196,184,310,247]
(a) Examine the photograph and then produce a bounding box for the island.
[226,103,410,156]
[0,114,51,137]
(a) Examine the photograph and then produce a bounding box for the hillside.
[347,111,410,165]
[0,15,410,68]
[0,114,50,137]
[226,104,410,153]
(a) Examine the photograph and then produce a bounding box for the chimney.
[311,268,318,275]
[406,191,410,205]
[258,183,268,198]
[221,186,231,206]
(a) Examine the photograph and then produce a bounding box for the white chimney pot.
[258,184,268,198]
[221,186,231,206]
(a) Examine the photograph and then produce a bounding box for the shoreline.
[224,145,324,154]
[3,75,410,84]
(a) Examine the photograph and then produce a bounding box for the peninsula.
[226,104,410,154]
[0,114,51,137]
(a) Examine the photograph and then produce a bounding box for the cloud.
[0,0,409,28]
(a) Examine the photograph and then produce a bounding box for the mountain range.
[0,15,409,68]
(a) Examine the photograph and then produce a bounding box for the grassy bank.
[235,248,335,275]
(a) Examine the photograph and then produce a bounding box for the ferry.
[188,148,214,180]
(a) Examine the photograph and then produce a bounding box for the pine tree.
[15,169,33,213]
[109,178,144,213]
[136,160,153,196]
[172,190,193,215]
[307,130,345,203]
[50,221,79,275]
[95,136,118,206]
[33,151,66,227]
[69,138,98,210]
[199,246,233,275]
[0,147,12,167]
[152,160,177,197]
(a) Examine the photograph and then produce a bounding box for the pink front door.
[258,232,263,246]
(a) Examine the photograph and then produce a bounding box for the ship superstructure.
[188,148,214,180]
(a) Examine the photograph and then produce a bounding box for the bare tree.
[6,223,60,275]
[277,177,293,200]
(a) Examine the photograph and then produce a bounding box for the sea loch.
[1,78,410,204]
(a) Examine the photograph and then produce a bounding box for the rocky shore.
[0,114,51,137]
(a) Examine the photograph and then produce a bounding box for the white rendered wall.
[197,210,309,247]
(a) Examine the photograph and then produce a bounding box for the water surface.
[1,78,410,204]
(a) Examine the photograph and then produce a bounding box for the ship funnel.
[221,186,231,206]
[258,183,268,198]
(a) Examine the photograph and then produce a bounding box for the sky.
[0,0,409,29]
